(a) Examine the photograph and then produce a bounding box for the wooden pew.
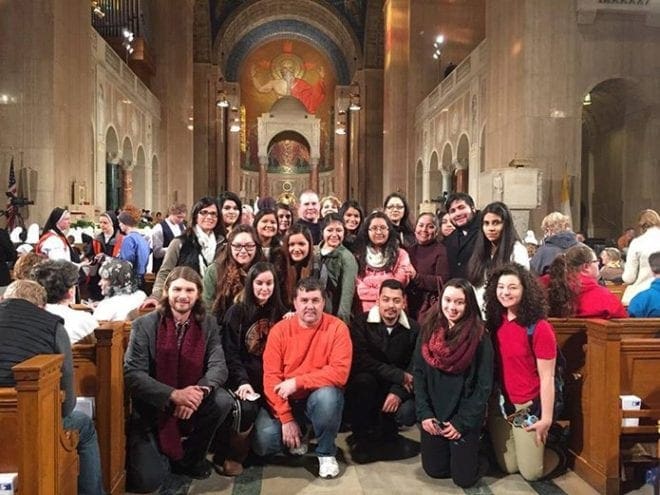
[0,354,79,494]
[72,322,126,495]
[571,319,660,494]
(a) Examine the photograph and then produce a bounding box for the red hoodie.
[540,273,627,318]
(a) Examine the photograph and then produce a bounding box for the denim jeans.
[252,386,344,457]
[63,410,105,495]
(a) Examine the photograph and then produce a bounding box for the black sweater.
[413,332,494,434]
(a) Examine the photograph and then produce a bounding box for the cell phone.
[430,418,441,427]
[245,393,261,401]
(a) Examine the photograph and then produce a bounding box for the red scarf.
[422,325,483,374]
[155,314,206,460]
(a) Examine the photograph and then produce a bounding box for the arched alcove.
[456,134,470,193]
[267,130,311,174]
[134,146,146,207]
[441,143,453,196]
[429,151,442,200]
[580,78,656,237]
[105,126,121,211]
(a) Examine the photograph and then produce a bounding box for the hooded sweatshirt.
[530,231,578,275]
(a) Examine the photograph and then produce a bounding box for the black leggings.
[420,427,481,488]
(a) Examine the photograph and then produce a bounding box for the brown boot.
[222,427,252,477]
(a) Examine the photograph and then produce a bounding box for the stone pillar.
[258,156,268,198]
[456,168,467,193]
[227,128,240,194]
[441,170,452,196]
[121,162,134,205]
[310,158,319,193]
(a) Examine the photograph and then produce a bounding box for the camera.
[5,193,34,207]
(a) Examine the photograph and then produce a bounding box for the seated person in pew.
[30,259,99,344]
[0,280,104,494]
[124,266,234,492]
[485,263,560,481]
[413,279,493,488]
[540,244,627,318]
[628,251,660,317]
[93,258,147,321]
[253,277,352,479]
[346,279,418,457]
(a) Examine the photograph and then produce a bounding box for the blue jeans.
[252,386,344,457]
[63,410,105,495]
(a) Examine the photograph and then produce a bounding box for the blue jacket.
[628,278,660,317]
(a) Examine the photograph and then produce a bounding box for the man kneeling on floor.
[346,279,419,460]
[124,266,233,492]
[253,277,352,479]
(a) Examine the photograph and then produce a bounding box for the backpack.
[526,322,566,420]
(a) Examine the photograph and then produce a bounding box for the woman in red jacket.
[541,244,627,318]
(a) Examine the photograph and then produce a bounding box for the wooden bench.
[570,318,660,494]
[0,354,79,494]
[72,322,126,495]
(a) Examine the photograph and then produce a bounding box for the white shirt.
[93,291,147,321]
[40,232,71,261]
[45,303,98,344]
[622,226,660,305]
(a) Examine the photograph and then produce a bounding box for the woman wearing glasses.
[141,196,224,308]
[354,211,416,312]
[203,225,263,313]
[484,263,558,481]
[540,244,626,318]
[383,192,415,248]
[414,279,493,487]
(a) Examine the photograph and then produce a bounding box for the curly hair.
[212,224,263,315]
[159,266,206,322]
[546,244,595,317]
[29,259,79,304]
[466,202,522,287]
[420,278,484,345]
[13,252,47,280]
[354,211,400,276]
[637,209,660,234]
[484,262,547,331]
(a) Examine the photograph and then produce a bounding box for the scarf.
[194,225,216,276]
[422,325,482,374]
[155,314,206,460]
[366,246,386,268]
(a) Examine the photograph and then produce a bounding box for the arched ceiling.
[209,0,365,85]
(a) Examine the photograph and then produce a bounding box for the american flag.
[6,157,17,229]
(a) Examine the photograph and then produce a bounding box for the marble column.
[441,170,452,196]
[310,158,319,193]
[258,156,268,198]
[121,162,135,205]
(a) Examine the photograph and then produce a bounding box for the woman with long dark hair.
[278,223,318,308]
[253,208,281,262]
[466,202,528,311]
[484,263,558,481]
[383,192,415,248]
[354,211,415,312]
[218,191,243,237]
[338,199,364,253]
[542,244,626,318]
[414,278,493,487]
[203,224,263,313]
[317,213,358,323]
[214,262,286,476]
[142,196,224,308]
[406,212,450,321]
[275,202,294,237]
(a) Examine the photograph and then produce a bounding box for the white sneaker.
[318,456,339,478]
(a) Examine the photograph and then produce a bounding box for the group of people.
[1,187,659,493]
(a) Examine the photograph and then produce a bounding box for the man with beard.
[346,279,419,460]
[295,190,322,244]
[124,266,233,492]
[253,277,352,479]
[444,193,480,279]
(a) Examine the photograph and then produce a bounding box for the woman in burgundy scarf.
[413,278,493,488]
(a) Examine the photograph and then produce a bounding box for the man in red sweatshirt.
[253,277,352,479]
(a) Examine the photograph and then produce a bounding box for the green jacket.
[317,243,358,323]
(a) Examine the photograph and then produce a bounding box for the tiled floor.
[167,429,653,495]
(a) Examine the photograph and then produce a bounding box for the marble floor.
[134,429,655,495]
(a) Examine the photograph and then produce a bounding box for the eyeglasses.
[506,408,539,428]
[231,243,256,252]
[369,226,389,233]
[198,210,218,218]
[386,204,404,211]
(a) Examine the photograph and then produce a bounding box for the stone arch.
[134,146,147,208]
[580,77,657,237]
[429,150,442,201]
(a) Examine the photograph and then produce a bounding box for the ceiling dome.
[269,96,308,116]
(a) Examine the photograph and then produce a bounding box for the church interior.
[1,1,659,494]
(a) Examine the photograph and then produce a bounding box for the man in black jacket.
[444,192,480,279]
[347,279,419,453]
[0,280,104,494]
